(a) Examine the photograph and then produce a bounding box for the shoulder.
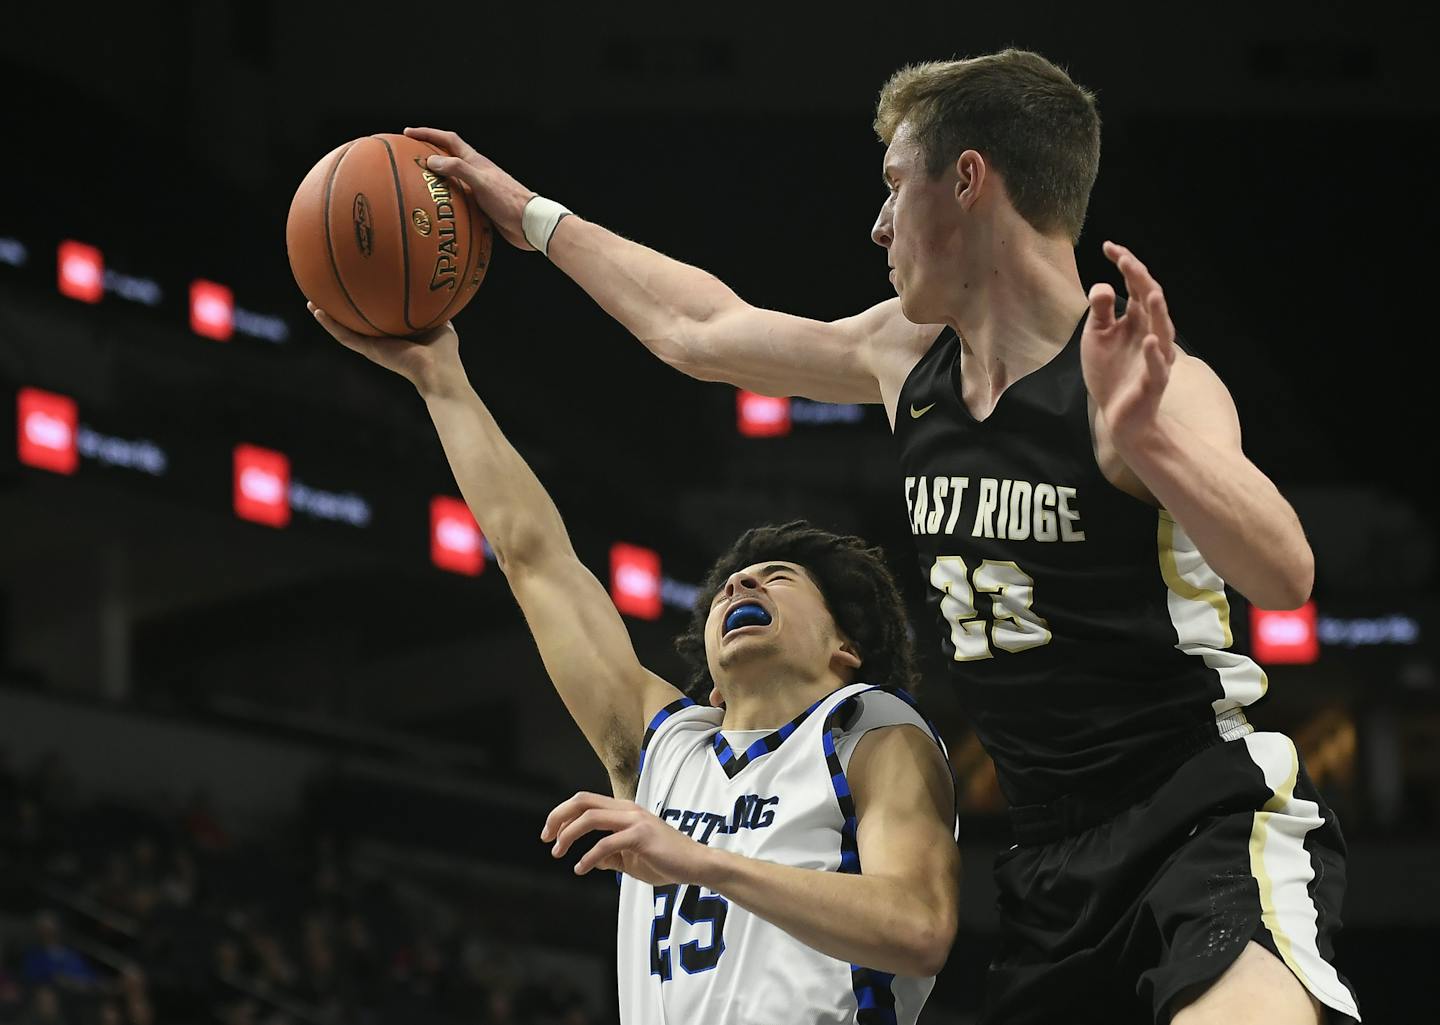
[642,698,721,753]
[1160,350,1242,446]
[638,699,721,769]
[848,719,948,780]
[835,299,945,366]
[832,299,947,421]
[846,721,955,828]
[830,689,950,791]
[616,698,720,799]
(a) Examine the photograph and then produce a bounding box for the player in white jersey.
[600,679,947,1023]
[310,305,961,1024]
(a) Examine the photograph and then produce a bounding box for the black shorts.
[982,731,1362,1024]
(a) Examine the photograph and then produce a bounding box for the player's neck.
[719,673,848,732]
[946,231,1089,386]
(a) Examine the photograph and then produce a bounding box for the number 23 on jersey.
[930,556,1051,660]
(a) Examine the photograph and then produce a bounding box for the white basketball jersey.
[615,683,953,1025]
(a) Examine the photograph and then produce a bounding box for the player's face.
[704,560,854,689]
[872,121,965,324]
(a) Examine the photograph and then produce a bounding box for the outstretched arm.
[543,724,959,977]
[1082,242,1315,609]
[311,307,684,792]
[404,126,935,405]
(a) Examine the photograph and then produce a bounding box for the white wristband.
[522,195,573,256]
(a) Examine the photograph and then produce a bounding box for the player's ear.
[708,686,725,708]
[956,149,986,210]
[834,638,863,673]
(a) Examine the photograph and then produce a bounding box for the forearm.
[1116,414,1314,609]
[546,216,743,372]
[697,847,950,977]
[419,369,572,570]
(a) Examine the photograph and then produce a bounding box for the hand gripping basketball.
[309,302,461,397]
[404,127,539,252]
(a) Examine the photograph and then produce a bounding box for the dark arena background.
[1,3,1435,1023]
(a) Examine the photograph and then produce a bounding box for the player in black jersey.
[405,47,1359,1025]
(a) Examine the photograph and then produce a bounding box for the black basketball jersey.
[893,314,1266,807]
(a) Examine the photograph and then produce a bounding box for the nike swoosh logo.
[910,402,936,419]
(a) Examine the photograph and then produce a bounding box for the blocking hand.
[404,126,537,252]
[1081,241,1179,441]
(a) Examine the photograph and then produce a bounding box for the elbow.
[488,520,555,577]
[1251,548,1315,612]
[902,911,957,978]
[1282,560,1315,611]
[908,936,954,980]
[638,313,712,378]
[648,297,746,382]
[639,327,694,373]
[648,330,725,384]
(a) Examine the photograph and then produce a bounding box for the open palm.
[1081,242,1178,441]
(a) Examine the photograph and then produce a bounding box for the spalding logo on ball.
[286,133,493,337]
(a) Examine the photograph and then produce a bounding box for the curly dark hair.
[673,520,918,703]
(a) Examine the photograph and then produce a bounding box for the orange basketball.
[286,133,492,337]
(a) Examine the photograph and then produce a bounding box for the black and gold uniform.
[893,314,1360,1023]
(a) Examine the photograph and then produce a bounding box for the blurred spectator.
[249,929,297,995]
[6,800,53,874]
[214,938,245,988]
[91,852,133,918]
[0,942,24,1016]
[13,985,65,1025]
[26,754,78,816]
[218,998,258,1025]
[0,748,19,810]
[299,912,336,1001]
[127,838,161,918]
[559,1003,595,1025]
[2,757,619,1025]
[484,984,517,1025]
[180,791,229,852]
[21,913,96,991]
[157,847,196,909]
[116,966,152,1025]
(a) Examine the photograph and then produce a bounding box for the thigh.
[1133,735,1361,1023]
[1170,941,1320,1025]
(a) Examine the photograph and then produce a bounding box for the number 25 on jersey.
[651,884,728,981]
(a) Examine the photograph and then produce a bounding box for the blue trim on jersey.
[822,686,964,1025]
[853,971,899,1023]
[822,723,863,874]
[637,697,697,781]
[709,691,833,779]
[821,693,897,1023]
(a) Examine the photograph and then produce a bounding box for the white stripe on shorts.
[1243,732,1361,1020]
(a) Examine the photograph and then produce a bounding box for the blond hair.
[875,49,1101,243]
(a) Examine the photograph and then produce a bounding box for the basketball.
[285,133,493,337]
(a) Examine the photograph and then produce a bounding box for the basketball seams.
[376,136,415,333]
[321,141,384,335]
[293,133,486,336]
